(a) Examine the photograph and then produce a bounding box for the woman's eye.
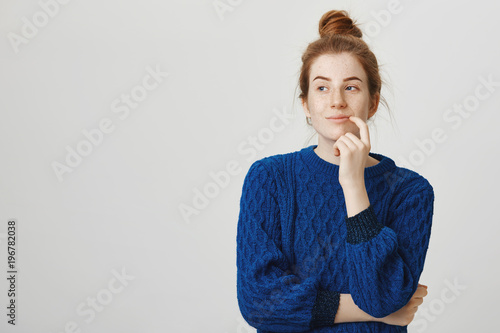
[318,86,327,91]
[346,86,357,91]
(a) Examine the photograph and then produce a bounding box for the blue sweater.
[236,144,435,332]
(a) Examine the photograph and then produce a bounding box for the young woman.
[236,9,434,333]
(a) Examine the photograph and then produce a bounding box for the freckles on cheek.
[350,99,369,112]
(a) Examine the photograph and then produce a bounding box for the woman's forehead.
[310,53,367,81]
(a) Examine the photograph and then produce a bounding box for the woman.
[236,9,434,333]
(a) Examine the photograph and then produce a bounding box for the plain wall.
[1,0,499,332]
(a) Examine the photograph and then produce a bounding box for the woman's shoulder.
[388,163,434,197]
[367,151,433,195]
[246,148,300,175]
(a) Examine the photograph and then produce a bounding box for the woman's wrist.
[341,180,365,193]
[342,181,370,218]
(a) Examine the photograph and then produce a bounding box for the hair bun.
[318,10,362,39]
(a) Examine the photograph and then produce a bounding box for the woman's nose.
[331,90,347,109]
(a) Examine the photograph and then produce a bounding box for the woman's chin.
[319,132,359,144]
[329,128,359,139]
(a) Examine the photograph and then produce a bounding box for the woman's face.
[302,52,379,144]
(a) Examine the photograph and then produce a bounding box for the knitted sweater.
[236,144,435,333]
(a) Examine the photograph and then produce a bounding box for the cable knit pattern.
[236,145,435,332]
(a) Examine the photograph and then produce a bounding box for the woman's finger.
[344,132,365,150]
[333,139,348,156]
[337,135,357,151]
[348,116,371,148]
[414,286,428,298]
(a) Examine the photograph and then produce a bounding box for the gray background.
[0,0,498,332]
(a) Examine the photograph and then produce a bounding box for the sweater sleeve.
[344,179,435,318]
[237,160,340,332]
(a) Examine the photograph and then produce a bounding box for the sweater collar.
[300,144,397,179]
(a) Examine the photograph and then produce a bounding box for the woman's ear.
[368,93,380,119]
[301,97,311,118]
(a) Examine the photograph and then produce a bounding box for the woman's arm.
[335,284,428,326]
[343,182,370,218]
[333,117,435,318]
[340,179,434,318]
[334,293,376,323]
[237,160,342,332]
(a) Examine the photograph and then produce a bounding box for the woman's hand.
[332,116,371,188]
[378,284,428,326]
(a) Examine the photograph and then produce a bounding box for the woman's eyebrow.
[312,75,363,82]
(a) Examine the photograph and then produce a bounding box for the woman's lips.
[327,117,349,123]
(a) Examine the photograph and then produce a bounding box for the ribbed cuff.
[310,289,340,328]
[345,205,385,245]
